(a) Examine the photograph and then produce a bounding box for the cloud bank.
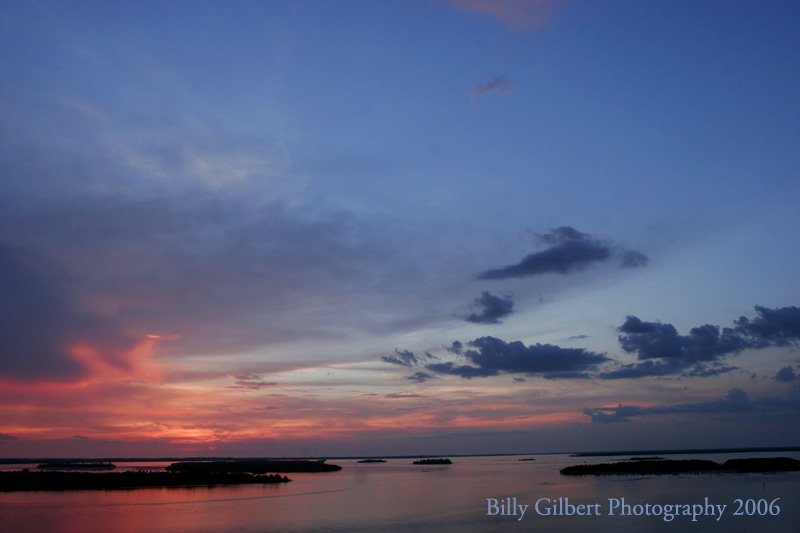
[582,387,800,423]
[602,306,800,379]
[388,305,800,382]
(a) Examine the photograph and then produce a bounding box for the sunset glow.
[1,0,800,460]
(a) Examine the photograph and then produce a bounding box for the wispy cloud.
[470,74,513,101]
[582,387,800,423]
[227,374,282,390]
[445,0,557,30]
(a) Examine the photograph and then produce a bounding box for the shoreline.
[0,470,291,492]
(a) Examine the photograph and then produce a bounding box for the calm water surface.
[2,452,799,532]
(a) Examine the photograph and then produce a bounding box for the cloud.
[583,388,754,423]
[407,372,437,383]
[447,341,463,355]
[464,291,515,324]
[734,306,800,347]
[470,74,513,101]
[477,227,647,280]
[382,349,422,367]
[445,0,556,30]
[618,250,649,268]
[0,244,138,381]
[776,366,799,382]
[227,374,281,390]
[618,317,748,363]
[425,336,608,379]
[602,306,800,379]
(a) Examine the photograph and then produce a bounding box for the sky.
[1,0,799,458]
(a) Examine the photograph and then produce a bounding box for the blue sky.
[1,0,799,457]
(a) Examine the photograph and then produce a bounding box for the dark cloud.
[426,362,499,379]
[683,364,738,378]
[734,306,800,347]
[383,393,423,399]
[603,306,800,379]
[447,341,463,355]
[0,244,137,381]
[618,317,748,363]
[776,366,798,382]
[583,388,753,423]
[425,336,608,379]
[227,374,281,390]
[567,334,591,340]
[464,291,514,324]
[476,227,647,280]
[382,349,421,367]
[470,74,513,100]
[407,372,437,383]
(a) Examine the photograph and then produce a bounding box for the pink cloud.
[445,0,557,30]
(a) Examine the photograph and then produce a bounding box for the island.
[0,470,290,492]
[165,459,342,473]
[357,459,387,463]
[412,458,452,465]
[560,457,800,476]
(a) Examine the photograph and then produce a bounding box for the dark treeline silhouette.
[412,458,452,465]
[561,457,800,476]
[569,446,800,458]
[165,459,341,473]
[357,459,386,463]
[0,470,290,491]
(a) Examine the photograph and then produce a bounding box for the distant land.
[1,446,799,465]
[0,471,290,492]
[561,457,800,476]
[165,460,341,473]
[412,458,452,465]
[568,446,800,458]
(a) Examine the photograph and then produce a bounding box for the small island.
[518,458,536,462]
[561,457,800,476]
[0,470,290,492]
[412,458,452,465]
[357,459,387,463]
[165,459,342,473]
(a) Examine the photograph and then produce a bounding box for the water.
[2,452,799,532]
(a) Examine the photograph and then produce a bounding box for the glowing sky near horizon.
[1,0,800,457]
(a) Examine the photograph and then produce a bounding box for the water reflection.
[1,453,798,532]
